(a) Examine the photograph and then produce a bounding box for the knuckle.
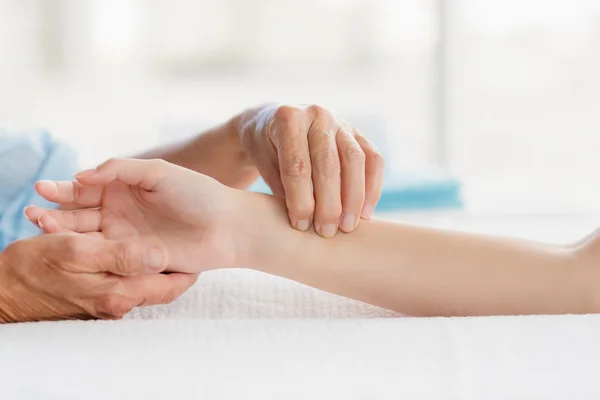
[308,125,333,141]
[72,183,82,203]
[282,155,312,179]
[114,242,135,275]
[101,157,122,169]
[370,150,386,169]
[352,127,364,138]
[61,236,85,261]
[312,149,340,175]
[306,104,327,118]
[273,105,303,122]
[94,293,133,319]
[343,145,366,165]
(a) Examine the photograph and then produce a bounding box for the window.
[1,0,598,212]
[446,0,600,211]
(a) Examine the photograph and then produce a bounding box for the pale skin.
[24,158,600,317]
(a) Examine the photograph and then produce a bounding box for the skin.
[0,102,383,323]
[153,104,385,236]
[234,104,384,236]
[0,234,197,323]
[24,158,600,317]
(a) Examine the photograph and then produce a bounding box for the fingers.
[25,205,102,233]
[124,272,200,307]
[354,132,385,219]
[87,238,169,276]
[270,105,315,231]
[307,107,342,238]
[36,213,65,234]
[87,272,198,320]
[256,144,285,197]
[259,160,285,197]
[75,158,170,191]
[336,128,365,233]
[35,180,103,208]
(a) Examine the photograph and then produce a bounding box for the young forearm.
[244,194,596,316]
[137,117,259,189]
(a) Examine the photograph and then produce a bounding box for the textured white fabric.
[1,214,599,399]
[127,268,401,320]
[2,316,600,399]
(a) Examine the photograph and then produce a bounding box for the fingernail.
[37,180,58,195]
[23,206,33,221]
[37,216,45,229]
[318,224,338,238]
[340,214,356,232]
[74,168,96,178]
[145,247,165,271]
[361,204,374,219]
[297,219,310,231]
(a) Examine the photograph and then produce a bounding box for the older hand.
[0,233,198,323]
[238,104,385,238]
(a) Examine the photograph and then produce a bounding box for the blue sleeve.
[0,128,79,250]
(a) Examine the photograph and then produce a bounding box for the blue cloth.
[0,128,78,250]
[249,170,463,212]
[374,171,462,211]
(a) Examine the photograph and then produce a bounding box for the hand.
[0,233,197,323]
[25,158,248,274]
[238,104,385,237]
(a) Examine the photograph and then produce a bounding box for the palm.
[30,167,238,274]
[99,182,236,273]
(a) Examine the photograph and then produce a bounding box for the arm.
[31,158,596,317]
[137,103,385,235]
[243,194,596,317]
[137,117,259,190]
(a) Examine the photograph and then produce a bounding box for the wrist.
[231,191,310,273]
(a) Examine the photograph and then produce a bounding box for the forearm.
[244,194,596,316]
[137,116,259,189]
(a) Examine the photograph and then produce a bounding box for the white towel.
[127,268,401,320]
[2,315,600,399]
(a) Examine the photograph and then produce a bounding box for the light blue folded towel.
[0,129,79,250]
[374,171,462,211]
[248,170,462,212]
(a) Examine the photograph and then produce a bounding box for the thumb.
[93,239,169,276]
[75,158,171,191]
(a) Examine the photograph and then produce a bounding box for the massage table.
[1,211,599,399]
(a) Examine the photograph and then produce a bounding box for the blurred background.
[1,0,599,214]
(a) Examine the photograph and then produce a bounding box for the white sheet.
[2,316,600,399]
[1,213,599,399]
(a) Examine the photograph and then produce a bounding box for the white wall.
[1,0,599,212]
